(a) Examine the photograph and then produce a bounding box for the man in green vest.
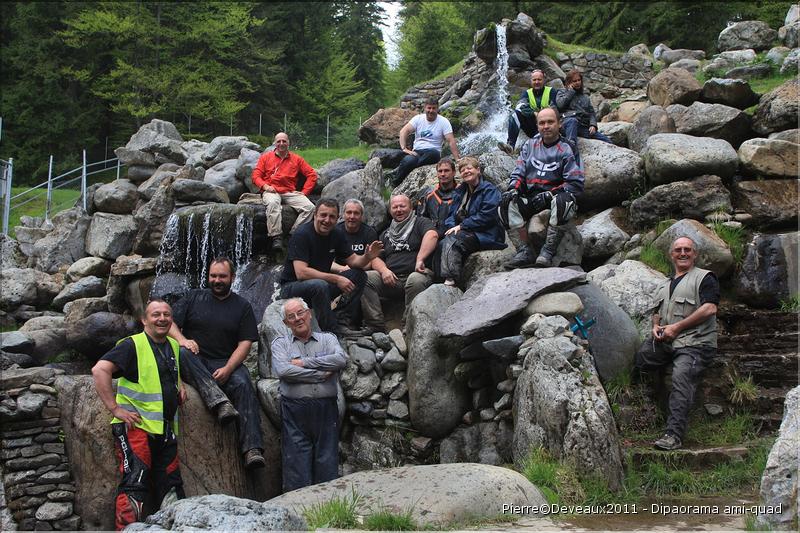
[635,237,719,451]
[92,299,186,530]
[498,69,560,155]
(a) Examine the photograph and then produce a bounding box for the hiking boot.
[498,142,514,155]
[334,323,363,338]
[535,225,564,268]
[216,401,239,425]
[270,236,284,253]
[504,245,537,269]
[244,448,266,469]
[654,433,682,451]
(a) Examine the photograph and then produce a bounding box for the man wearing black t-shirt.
[280,198,382,336]
[332,199,379,269]
[635,237,719,451]
[362,194,439,332]
[168,257,265,469]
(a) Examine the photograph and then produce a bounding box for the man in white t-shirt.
[392,97,460,187]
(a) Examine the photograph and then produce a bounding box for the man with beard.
[498,69,560,155]
[168,257,265,469]
[556,70,612,159]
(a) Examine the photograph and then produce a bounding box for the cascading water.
[459,24,511,155]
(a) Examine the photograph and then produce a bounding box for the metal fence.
[1,151,124,235]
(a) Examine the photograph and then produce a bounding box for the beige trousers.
[261,191,315,237]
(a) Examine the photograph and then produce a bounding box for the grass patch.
[778,294,800,312]
[295,146,374,169]
[747,72,795,95]
[544,36,620,57]
[684,411,759,447]
[6,187,81,238]
[639,243,672,275]
[48,350,81,364]
[363,508,416,531]
[302,490,361,530]
[728,368,759,406]
[711,221,746,267]
[605,368,634,404]
[419,60,465,85]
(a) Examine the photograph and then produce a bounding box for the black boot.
[270,236,284,253]
[535,225,565,267]
[504,244,537,269]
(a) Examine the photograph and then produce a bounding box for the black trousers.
[439,231,481,281]
[281,396,339,492]
[280,268,366,331]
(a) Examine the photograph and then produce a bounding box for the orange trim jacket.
[251,151,318,195]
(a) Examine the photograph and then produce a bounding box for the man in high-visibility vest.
[92,299,186,531]
[498,69,560,155]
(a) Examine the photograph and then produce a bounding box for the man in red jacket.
[251,132,318,252]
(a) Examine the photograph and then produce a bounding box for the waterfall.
[458,24,511,155]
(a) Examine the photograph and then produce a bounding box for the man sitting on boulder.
[635,236,719,451]
[332,199,379,272]
[414,158,458,238]
[362,194,438,332]
[251,132,318,252]
[499,107,584,269]
[556,70,612,158]
[498,69,560,155]
[392,97,461,187]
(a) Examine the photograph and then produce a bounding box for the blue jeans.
[393,149,441,186]
[561,117,612,164]
[281,397,339,491]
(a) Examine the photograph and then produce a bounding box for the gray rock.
[780,47,800,73]
[736,232,798,308]
[114,147,156,167]
[358,107,418,147]
[349,344,376,373]
[16,392,50,417]
[137,163,181,200]
[481,335,524,360]
[0,366,58,389]
[204,159,244,203]
[718,20,778,52]
[34,502,72,521]
[647,68,702,107]
[406,285,468,439]
[732,179,798,229]
[700,78,759,109]
[652,218,734,277]
[345,426,401,469]
[478,151,517,189]
[123,119,186,164]
[387,399,409,419]
[29,209,91,274]
[642,134,739,185]
[738,138,799,179]
[629,175,732,228]
[368,148,405,169]
[703,49,758,73]
[462,246,517,290]
[627,43,652,59]
[670,101,753,148]
[726,63,773,80]
[255,378,281,428]
[391,163,437,200]
[660,48,705,66]
[1,234,25,270]
[440,421,512,466]
[372,332,393,351]
[171,178,230,204]
[756,385,799,530]
[126,164,158,183]
[578,208,630,260]
[52,276,105,311]
[579,140,644,210]
[201,136,260,168]
[521,314,570,338]
[93,179,138,214]
[236,148,262,194]
[85,213,137,260]
[322,158,388,229]
[379,371,404,395]
[567,283,640,381]
[524,292,584,319]
[133,177,176,255]
[765,46,792,65]
[388,328,406,355]
[513,330,624,490]
[267,463,546,527]
[65,311,134,359]
[380,347,407,371]
[438,268,586,339]
[345,370,380,400]
[597,121,632,147]
[65,257,111,282]
[787,4,800,26]
[752,78,799,136]
[628,105,676,153]
[1,331,34,355]
[768,128,800,143]
[317,158,365,190]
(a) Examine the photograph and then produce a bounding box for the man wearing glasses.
[271,297,347,491]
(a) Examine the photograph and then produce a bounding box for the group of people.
[92,67,720,529]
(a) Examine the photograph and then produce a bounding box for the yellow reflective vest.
[527,86,552,111]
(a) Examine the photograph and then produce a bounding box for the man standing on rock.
[635,236,719,451]
[271,297,347,491]
[168,257,266,469]
[251,132,318,252]
[92,299,186,530]
[498,69,560,155]
[499,107,584,269]
[392,97,460,187]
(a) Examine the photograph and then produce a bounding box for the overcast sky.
[379,1,402,69]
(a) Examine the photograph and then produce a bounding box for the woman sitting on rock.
[440,157,507,286]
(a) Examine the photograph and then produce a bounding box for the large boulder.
[700,78,759,109]
[667,58,700,73]
[669,101,752,148]
[738,138,799,179]
[1,234,25,270]
[85,213,137,260]
[781,47,800,74]
[406,285,468,439]
[597,121,632,147]
[579,140,644,211]
[66,257,111,282]
[132,176,176,255]
[478,151,516,189]
[236,148,262,194]
[660,48,705,66]
[122,119,186,165]
[732,179,798,229]
[18,315,67,364]
[138,163,182,201]
[93,179,139,214]
[513,315,624,490]
[201,136,260,168]
[461,246,517,290]
[629,175,732,228]
[439,421,513,465]
[438,268,586,339]
[267,463,546,527]
[368,148,405,169]
[725,63,773,80]
[171,178,230,204]
[652,218,734,277]
[628,105,676,153]
[55,375,281,531]
[578,208,630,260]
[736,232,798,308]
[604,100,649,123]
[507,12,546,58]
[0,268,63,310]
[321,157,389,230]
[752,78,799,136]
[391,163,438,199]
[52,276,106,311]
[642,134,739,185]
[718,20,778,52]
[769,128,800,143]
[756,385,799,530]
[358,107,417,146]
[28,208,91,274]
[646,68,702,106]
[204,159,244,203]
[567,283,640,381]
[316,158,365,190]
[64,311,134,358]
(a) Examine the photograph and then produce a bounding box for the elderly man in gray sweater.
[271,297,347,491]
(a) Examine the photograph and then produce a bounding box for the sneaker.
[654,433,682,451]
[498,142,514,155]
[216,401,239,425]
[244,448,266,469]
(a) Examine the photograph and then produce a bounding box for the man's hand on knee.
[335,275,356,294]
[212,365,233,385]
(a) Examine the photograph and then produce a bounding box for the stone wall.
[0,367,81,530]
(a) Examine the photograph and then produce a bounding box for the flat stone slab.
[438,268,586,338]
[266,463,546,527]
[629,445,751,469]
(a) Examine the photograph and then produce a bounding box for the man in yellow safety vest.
[498,69,561,155]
